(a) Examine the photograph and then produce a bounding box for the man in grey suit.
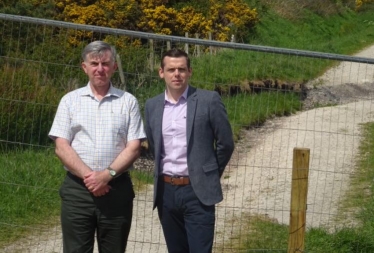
[145,48,234,253]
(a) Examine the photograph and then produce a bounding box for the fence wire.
[0,13,374,253]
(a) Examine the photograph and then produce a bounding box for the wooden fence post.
[288,147,310,253]
[184,32,189,54]
[208,32,213,55]
[149,39,154,71]
[194,33,200,57]
[167,41,171,50]
[115,54,126,90]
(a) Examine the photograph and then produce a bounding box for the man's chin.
[91,82,110,87]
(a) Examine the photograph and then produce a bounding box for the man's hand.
[84,170,111,197]
[91,185,111,197]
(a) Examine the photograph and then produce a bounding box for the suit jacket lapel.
[153,95,165,164]
[187,87,197,144]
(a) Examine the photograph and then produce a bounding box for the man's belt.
[162,175,190,186]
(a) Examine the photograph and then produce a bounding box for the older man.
[49,41,146,253]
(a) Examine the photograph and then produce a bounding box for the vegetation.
[0,62,61,148]
[0,0,374,250]
[55,0,258,43]
[224,91,301,140]
[0,148,63,245]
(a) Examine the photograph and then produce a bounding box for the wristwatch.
[106,167,117,178]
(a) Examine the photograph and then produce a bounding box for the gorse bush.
[356,0,374,9]
[55,0,258,44]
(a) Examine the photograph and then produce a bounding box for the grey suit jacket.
[145,86,234,208]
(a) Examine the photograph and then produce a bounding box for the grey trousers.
[59,172,134,253]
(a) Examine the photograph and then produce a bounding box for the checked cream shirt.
[48,83,146,171]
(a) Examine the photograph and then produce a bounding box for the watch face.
[109,169,116,177]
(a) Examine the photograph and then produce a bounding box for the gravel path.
[3,45,374,253]
[214,45,374,249]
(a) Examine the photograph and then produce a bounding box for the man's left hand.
[83,170,111,196]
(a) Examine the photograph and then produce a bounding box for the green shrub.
[0,62,62,149]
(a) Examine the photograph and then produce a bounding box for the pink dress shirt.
[161,87,189,176]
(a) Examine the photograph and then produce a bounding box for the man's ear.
[81,62,88,74]
[158,67,164,78]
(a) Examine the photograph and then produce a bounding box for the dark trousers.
[59,172,134,253]
[157,181,215,253]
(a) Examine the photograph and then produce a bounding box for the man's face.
[81,50,117,89]
[159,56,192,94]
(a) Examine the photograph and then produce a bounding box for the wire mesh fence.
[0,13,374,252]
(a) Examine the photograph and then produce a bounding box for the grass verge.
[223,91,302,141]
[0,148,63,247]
[191,7,374,90]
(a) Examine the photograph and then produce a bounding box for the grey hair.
[81,41,116,62]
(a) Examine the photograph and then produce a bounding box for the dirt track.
[215,44,374,248]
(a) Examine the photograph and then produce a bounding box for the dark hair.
[81,41,116,62]
[160,48,190,69]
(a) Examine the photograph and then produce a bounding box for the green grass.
[130,168,154,191]
[191,48,322,90]
[227,123,374,252]
[0,148,64,246]
[190,8,374,90]
[252,9,374,54]
[223,91,302,140]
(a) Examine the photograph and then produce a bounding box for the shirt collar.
[81,82,121,98]
[164,86,189,104]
